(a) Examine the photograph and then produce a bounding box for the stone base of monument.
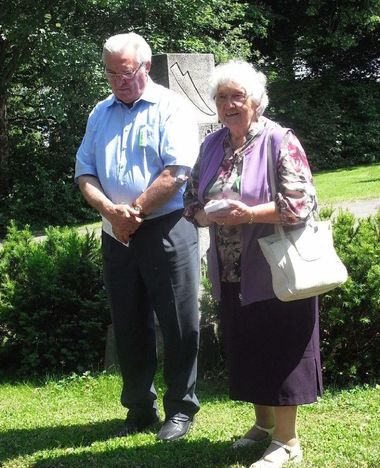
[197,320,225,380]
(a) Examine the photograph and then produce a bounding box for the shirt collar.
[140,77,161,104]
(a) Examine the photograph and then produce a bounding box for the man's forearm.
[134,166,187,215]
[78,175,115,219]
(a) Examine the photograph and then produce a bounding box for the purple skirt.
[220,282,323,406]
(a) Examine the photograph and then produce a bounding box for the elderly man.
[75,32,200,441]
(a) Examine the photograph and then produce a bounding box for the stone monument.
[150,53,220,141]
[151,53,217,259]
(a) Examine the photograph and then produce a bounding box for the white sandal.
[249,440,303,467]
[232,424,274,449]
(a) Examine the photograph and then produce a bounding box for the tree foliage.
[251,0,380,80]
[0,0,379,233]
[0,0,261,233]
[297,0,380,80]
[248,0,380,170]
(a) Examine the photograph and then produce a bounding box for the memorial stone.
[150,53,220,140]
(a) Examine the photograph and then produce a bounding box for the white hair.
[102,32,152,64]
[209,60,269,117]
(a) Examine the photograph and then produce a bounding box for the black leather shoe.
[116,414,159,437]
[156,413,193,441]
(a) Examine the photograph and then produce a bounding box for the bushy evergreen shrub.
[319,210,380,386]
[0,223,110,377]
[1,213,378,386]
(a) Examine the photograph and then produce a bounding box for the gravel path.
[198,198,380,258]
[323,198,380,218]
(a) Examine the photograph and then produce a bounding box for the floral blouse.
[184,117,317,282]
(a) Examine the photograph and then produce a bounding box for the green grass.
[74,220,102,236]
[313,163,380,204]
[0,372,379,467]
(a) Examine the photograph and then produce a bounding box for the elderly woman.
[184,60,323,468]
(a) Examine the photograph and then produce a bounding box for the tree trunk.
[0,92,9,196]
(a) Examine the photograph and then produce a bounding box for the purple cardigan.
[198,120,290,305]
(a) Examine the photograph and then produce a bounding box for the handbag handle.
[266,132,288,241]
[266,131,316,238]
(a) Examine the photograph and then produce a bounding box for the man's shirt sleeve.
[158,96,199,170]
[74,107,99,182]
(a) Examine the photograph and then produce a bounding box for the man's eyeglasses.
[105,62,144,81]
[215,93,249,106]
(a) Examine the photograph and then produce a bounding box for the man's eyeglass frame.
[105,62,145,81]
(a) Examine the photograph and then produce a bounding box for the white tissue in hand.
[204,199,230,214]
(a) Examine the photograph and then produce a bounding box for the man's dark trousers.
[102,209,200,420]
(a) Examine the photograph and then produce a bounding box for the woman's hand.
[207,199,253,225]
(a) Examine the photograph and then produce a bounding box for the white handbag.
[258,133,348,302]
[258,220,348,301]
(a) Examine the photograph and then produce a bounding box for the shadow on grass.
[0,418,266,468]
[357,177,380,183]
[32,440,263,468]
[0,419,122,462]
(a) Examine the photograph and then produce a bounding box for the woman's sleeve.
[275,132,318,225]
[183,148,204,223]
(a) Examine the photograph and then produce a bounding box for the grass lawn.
[0,372,379,467]
[313,163,380,204]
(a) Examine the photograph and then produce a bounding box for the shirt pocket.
[139,125,161,161]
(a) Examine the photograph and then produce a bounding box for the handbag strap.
[267,130,317,236]
[266,131,277,203]
[266,131,287,240]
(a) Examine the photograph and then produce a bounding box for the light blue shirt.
[75,78,199,220]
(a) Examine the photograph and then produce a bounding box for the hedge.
[0,223,109,377]
[1,211,379,386]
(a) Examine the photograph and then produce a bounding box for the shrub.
[1,149,97,237]
[198,260,225,379]
[319,209,380,386]
[0,222,110,378]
